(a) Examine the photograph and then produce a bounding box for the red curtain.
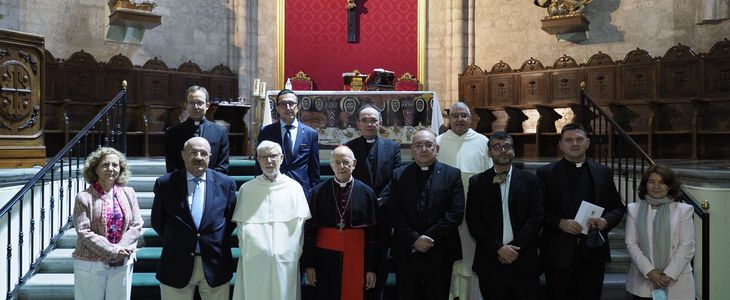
[285,0,418,90]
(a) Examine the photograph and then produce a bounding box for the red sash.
[315,227,365,300]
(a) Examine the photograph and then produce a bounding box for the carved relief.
[0,41,42,136]
[489,76,516,107]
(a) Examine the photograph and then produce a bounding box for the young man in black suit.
[465,131,544,300]
[384,130,464,300]
[152,137,237,300]
[537,123,625,300]
[164,85,230,174]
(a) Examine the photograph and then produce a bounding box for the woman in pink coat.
[72,147,143,300]
[625,164,695,300]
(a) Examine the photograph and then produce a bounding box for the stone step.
[126,159,167,177]
[57,227,241,249]
[605,249,630,274]
[37,247,242,273]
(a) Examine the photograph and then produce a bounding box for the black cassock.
[302,178,382,300]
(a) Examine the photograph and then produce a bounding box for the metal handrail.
[580,83,710,300]
[1,82,128,299]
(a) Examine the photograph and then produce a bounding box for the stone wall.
[0,0,238,72]
[426,0,730,108]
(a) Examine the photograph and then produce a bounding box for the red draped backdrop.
[284,0,418,90]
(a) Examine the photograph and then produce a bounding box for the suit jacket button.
[190,252,195,256]
[197,233,201,238]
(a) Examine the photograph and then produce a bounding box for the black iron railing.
[580,83,710,300]
[0,83,128,300]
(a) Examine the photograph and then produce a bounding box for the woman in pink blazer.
[72,147,143,300]
[625,164,695,300]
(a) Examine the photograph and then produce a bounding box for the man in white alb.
[232,140,312,300]
[436,102,493,300]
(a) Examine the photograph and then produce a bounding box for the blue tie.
[191,177,204,228]
[283,124,294,164]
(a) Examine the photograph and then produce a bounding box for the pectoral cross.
[347,0,358,43]
[337,219,346,231]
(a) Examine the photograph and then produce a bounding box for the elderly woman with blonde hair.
[625,164,695,300]
[72,147,143,300]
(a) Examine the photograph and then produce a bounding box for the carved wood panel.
[551,70,581,104]
[704,38,730,99]
[489,75,516,107]
[659,44,700,99]
[585,68,616,104]
[0,29,46,167]
[458,65,487,109]
[518,73,549,105]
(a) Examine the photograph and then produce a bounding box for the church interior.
[0,0,729,299]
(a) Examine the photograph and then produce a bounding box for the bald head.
[357,106,382,139]
[330,145,357,182]
[182,137,211,177]
[411,130,439,167]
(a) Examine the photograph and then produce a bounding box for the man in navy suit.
[537,123,625,300]
[384,130,464,300]
[165,85,229,174]
[465,131,543,300]
[152,137,237,300]
[256,89,320,198]
[345,105,400,300]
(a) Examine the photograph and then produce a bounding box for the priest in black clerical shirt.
[383,130,464,300]
[164,85,230,174]
[302,145,382,300]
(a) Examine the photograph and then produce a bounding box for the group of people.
[70,86,696,300]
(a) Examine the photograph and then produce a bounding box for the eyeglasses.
[186,101,207,108]
[331,160,353,167]
[258,154,281,161]
[411,143,436,151]
[490,143,514,152]
[358,118,379,125]
[277,101,298,108]
[449,113,469,120]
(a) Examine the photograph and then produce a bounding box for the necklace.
[331,180,354,232]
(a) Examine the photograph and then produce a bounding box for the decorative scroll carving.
[107,54,134,69]
[553,54,579,69]
[142,57,169,70]
[210,64,235,76]
[621,48,654,64]
[490,61,513,74]
[18,105,40,130]
[459,64,485,76]
[519,57,546,72]
[177,60,202,73]
[66,50,99,65]
[585,51,616,66]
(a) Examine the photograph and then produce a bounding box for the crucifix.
[346,0,358,43]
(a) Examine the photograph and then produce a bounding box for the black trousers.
[544,258,606,300]
[477,266,539,300]
[394,257,453,300]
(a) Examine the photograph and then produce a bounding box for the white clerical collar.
[575,162,584,168]
[334,176,353,187]
[366,138,376,143]
[332,175,352,187]
[192,117,206,126]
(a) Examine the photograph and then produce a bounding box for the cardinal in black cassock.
[302,145,382,300]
